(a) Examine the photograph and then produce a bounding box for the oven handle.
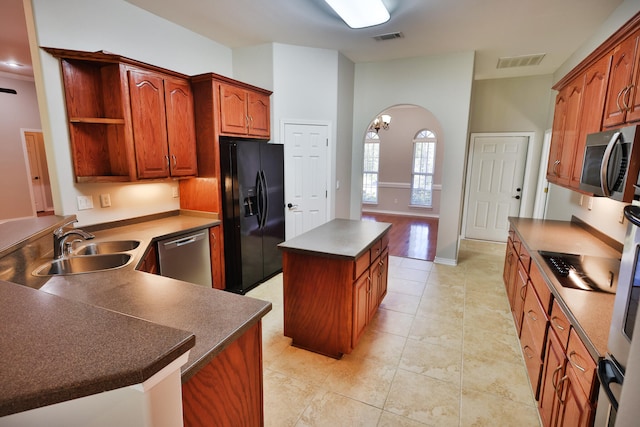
[600,131,622,197]
[597,358,624,411]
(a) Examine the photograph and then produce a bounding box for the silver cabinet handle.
[551,316,566,331]
[568,351,587,373]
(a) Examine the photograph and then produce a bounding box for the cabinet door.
[556,367,594,427]
[512,262,528,335]
[219,83,248,135]
[539,328,566,427]
[165,77,198,177]
[570,55,612,188]
[557,81,583,186]
[247,91,270,137]
[377,249,389,303]
[603,34,639,128]
[548,92,567,182]
[128,69,170,179]
[352,272,369,348]
[626,32,640,123]
[369,261,380,322]
[210,226,223,289]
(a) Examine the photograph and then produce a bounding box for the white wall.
[335,53,355,219]
[544,0,639,244]
[352,52,476,264]
[26,0,233,226]
[0,73,42,220]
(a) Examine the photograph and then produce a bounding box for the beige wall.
[469,75,555,217]
[362,105,443,217]
[0,74,42,220]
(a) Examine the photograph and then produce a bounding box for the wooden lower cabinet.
[209,225,223,289]
[182,322,263,427]
[137,244,159,274]
[282,233,389,358]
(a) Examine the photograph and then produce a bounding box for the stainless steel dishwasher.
[157,230,212,287]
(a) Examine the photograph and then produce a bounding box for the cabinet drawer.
[567,330,597,399]
[529,261,551,313]
[380,232,390,251]
[517,243,531,273]
[370,239,383,262]
[522,282,549,353]
[354,251,370,280]
[550,300,571,350]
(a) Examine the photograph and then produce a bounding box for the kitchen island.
[279,219,391,358]
[0,212,271,426]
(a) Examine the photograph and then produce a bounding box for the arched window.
[411,129,436,207]
[362,130,380,204]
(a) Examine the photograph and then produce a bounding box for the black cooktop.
[538,250,620,294]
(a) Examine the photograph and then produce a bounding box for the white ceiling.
[0,0,625,80]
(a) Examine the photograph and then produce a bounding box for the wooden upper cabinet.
[128,69,170,179]
[547,91,568,182]
[603,30,640,127]
[570,55,612,188]
[219,82,271,138]
[165,78,198,177]
[45,48,198,182]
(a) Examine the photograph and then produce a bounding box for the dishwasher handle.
[162,232,206,249]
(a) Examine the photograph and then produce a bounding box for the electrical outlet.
[587,197,593,211]
[620,208,625,224]
[77,195,94,210]
[172,186,179,198]
[100,193,111,208]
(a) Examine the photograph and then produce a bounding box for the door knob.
[514,195,521,200]
[287,203,298,209]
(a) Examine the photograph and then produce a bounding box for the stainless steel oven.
[596,205,640,425]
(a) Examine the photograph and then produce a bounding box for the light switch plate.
[100,193,111,208]
[77,195,94,210]
[172,186,179,198]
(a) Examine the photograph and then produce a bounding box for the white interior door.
[464,134,529,242]
[283,123,329,239]
[24,131,46,212]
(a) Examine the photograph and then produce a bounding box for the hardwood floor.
[362,212,438,261]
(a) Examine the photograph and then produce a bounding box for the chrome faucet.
[53,220,95,259]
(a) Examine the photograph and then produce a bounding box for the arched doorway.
[360,105,442,261]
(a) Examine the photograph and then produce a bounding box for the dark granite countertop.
[278,218,392,259]
[509,217,622,360]
[0,210,271,416]
[0,280,194,417]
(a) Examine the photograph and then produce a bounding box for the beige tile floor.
[247,239,543,426]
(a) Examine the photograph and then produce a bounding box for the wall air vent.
[373,32,404,41]
[496,53,546,69]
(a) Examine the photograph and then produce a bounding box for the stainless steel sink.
[73,240,140,255]
[33,253,133,276]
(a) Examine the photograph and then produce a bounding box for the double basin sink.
[33,240,141,276]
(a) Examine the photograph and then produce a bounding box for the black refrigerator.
[219,137,285,294]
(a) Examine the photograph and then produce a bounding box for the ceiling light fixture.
[324,0,390,29]
[370,114,391,133]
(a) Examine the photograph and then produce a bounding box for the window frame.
[362,131,380,204]
[410,130,436,208]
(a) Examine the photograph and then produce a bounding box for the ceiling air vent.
[496,53,546,69]
[373,32,404,41]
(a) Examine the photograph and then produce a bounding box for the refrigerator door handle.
[261,170,269,229]
[255,172,264,229]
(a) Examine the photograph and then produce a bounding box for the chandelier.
[370,114,391,133]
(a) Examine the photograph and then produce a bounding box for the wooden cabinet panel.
[539,327,566,426]
[550,299,571,350]
[247,91,270,137]
[219,83,249,135]
[165,77,198,177]
[128,68,170,179]
[566,330,597,400]
[570,55,612,188]
[529,261,552,314]
[219,82,271,138]
[548,80,583,187]
[137,244,158,274]
[209,225,223,290]
[182,322,263,427]
[603,31,640,127]
[548,91,568,182]
[377,249,389,303]
[352,273,369,348]
[556,366,594,427]
[512,262,528,335]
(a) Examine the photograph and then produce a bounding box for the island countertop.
[278,218,392,259]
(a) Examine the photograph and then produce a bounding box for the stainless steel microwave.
[579,125,640,202]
